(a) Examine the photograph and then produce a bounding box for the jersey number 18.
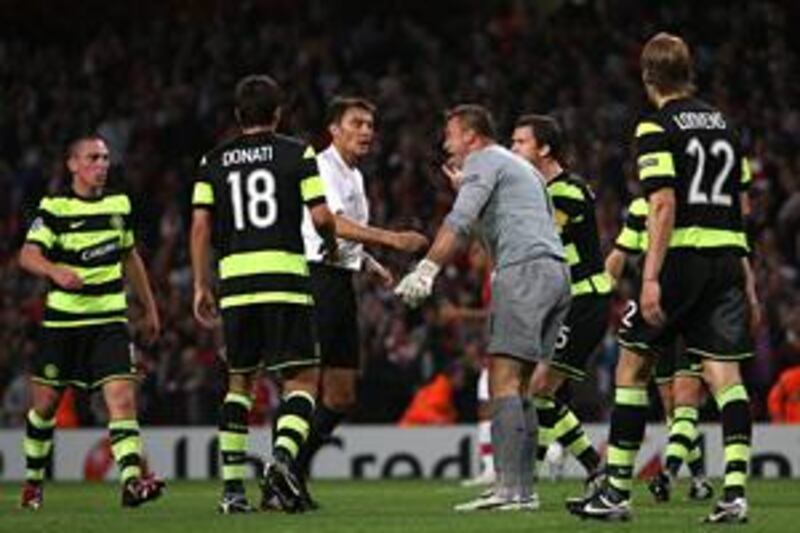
[227,169,278,230]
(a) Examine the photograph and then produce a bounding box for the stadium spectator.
[0,0,797,427]
[768,365,800,423]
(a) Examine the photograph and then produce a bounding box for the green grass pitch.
[1,479,797,532]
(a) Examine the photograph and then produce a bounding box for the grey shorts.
[487,257,571,363]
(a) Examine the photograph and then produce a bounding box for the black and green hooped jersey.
[634,97,750,254]
[192,131,327,310]
[547,172,612,296]
[25,189,135,328]
[616,157,752,255]
[614,197,649,254]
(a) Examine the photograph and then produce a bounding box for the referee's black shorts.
[310,262,360,369]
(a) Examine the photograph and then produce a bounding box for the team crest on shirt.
[29,217,44,232]
[110,214,124,230]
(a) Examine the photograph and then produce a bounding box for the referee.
[297,97,428,485]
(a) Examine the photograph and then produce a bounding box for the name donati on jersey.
[192,132,326,309]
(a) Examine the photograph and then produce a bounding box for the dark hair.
[445,104,496,139]
[65,134,107,159]
[641,32,695,95]
[514,114,566,164]
[326,96,376,126]
[234,75,283,128]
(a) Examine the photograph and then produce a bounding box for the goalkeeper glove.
[394,259,441,308]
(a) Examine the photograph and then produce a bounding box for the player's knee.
[489,377,520,399]
[529,371,548,396]
[673,376,701,405]
[100,378,138,417]
[284,366,320,395]
[489,356,526,398]
[31,386,61,419]
[702,360,741,395]
[658,383,674,414]
[104,388,137,418]
[615,349,652,386]
[529,365,563,396]
[227,373,253,395]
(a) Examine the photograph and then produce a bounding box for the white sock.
[478,420,494,474]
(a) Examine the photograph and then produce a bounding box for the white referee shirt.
[302,144,369,271]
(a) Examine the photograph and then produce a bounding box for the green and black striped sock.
[219,392,252,494]
[24,409,55,484]
[274,391,315,462]
[716,384,751,501]
[551,399,600,474]
[533,396,557,462]
[606,387,648,500]
[664,405,699,477]
[108,419,143,484]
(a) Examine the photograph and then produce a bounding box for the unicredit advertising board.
[0,424,798,481]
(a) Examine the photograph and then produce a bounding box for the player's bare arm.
[123,248,161,344]
[333,213,428,253]
[605,248,627,284]
[18,243,83,290]
[310,203,340,261]
[190,208,218,328]
[642,187,675,327]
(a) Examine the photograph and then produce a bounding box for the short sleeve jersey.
[25,188,135,328]
[634,97,749,254]
[192,132,327,310]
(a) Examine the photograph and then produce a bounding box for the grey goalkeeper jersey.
[444,145,565,268]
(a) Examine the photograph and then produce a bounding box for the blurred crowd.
[1,0,799,427]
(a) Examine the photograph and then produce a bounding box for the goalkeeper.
[395,104,570,511]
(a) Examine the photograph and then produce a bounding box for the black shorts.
[33,323,136,390]
[222,303,319,374]
[310,263,360,369]
[653,342,703,385]
[619,250,753,361]
[550,293,611,381]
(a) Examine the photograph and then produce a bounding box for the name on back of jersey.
[222,146,274,167]
[672,111,727,131]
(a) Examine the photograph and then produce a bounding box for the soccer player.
[295,97,428,486]
[510,114,609,494]
[607,197,714,502]
[190,74,338,514]
[396,104,570,511]
[570,33,757,523]
[19,135,164,509]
